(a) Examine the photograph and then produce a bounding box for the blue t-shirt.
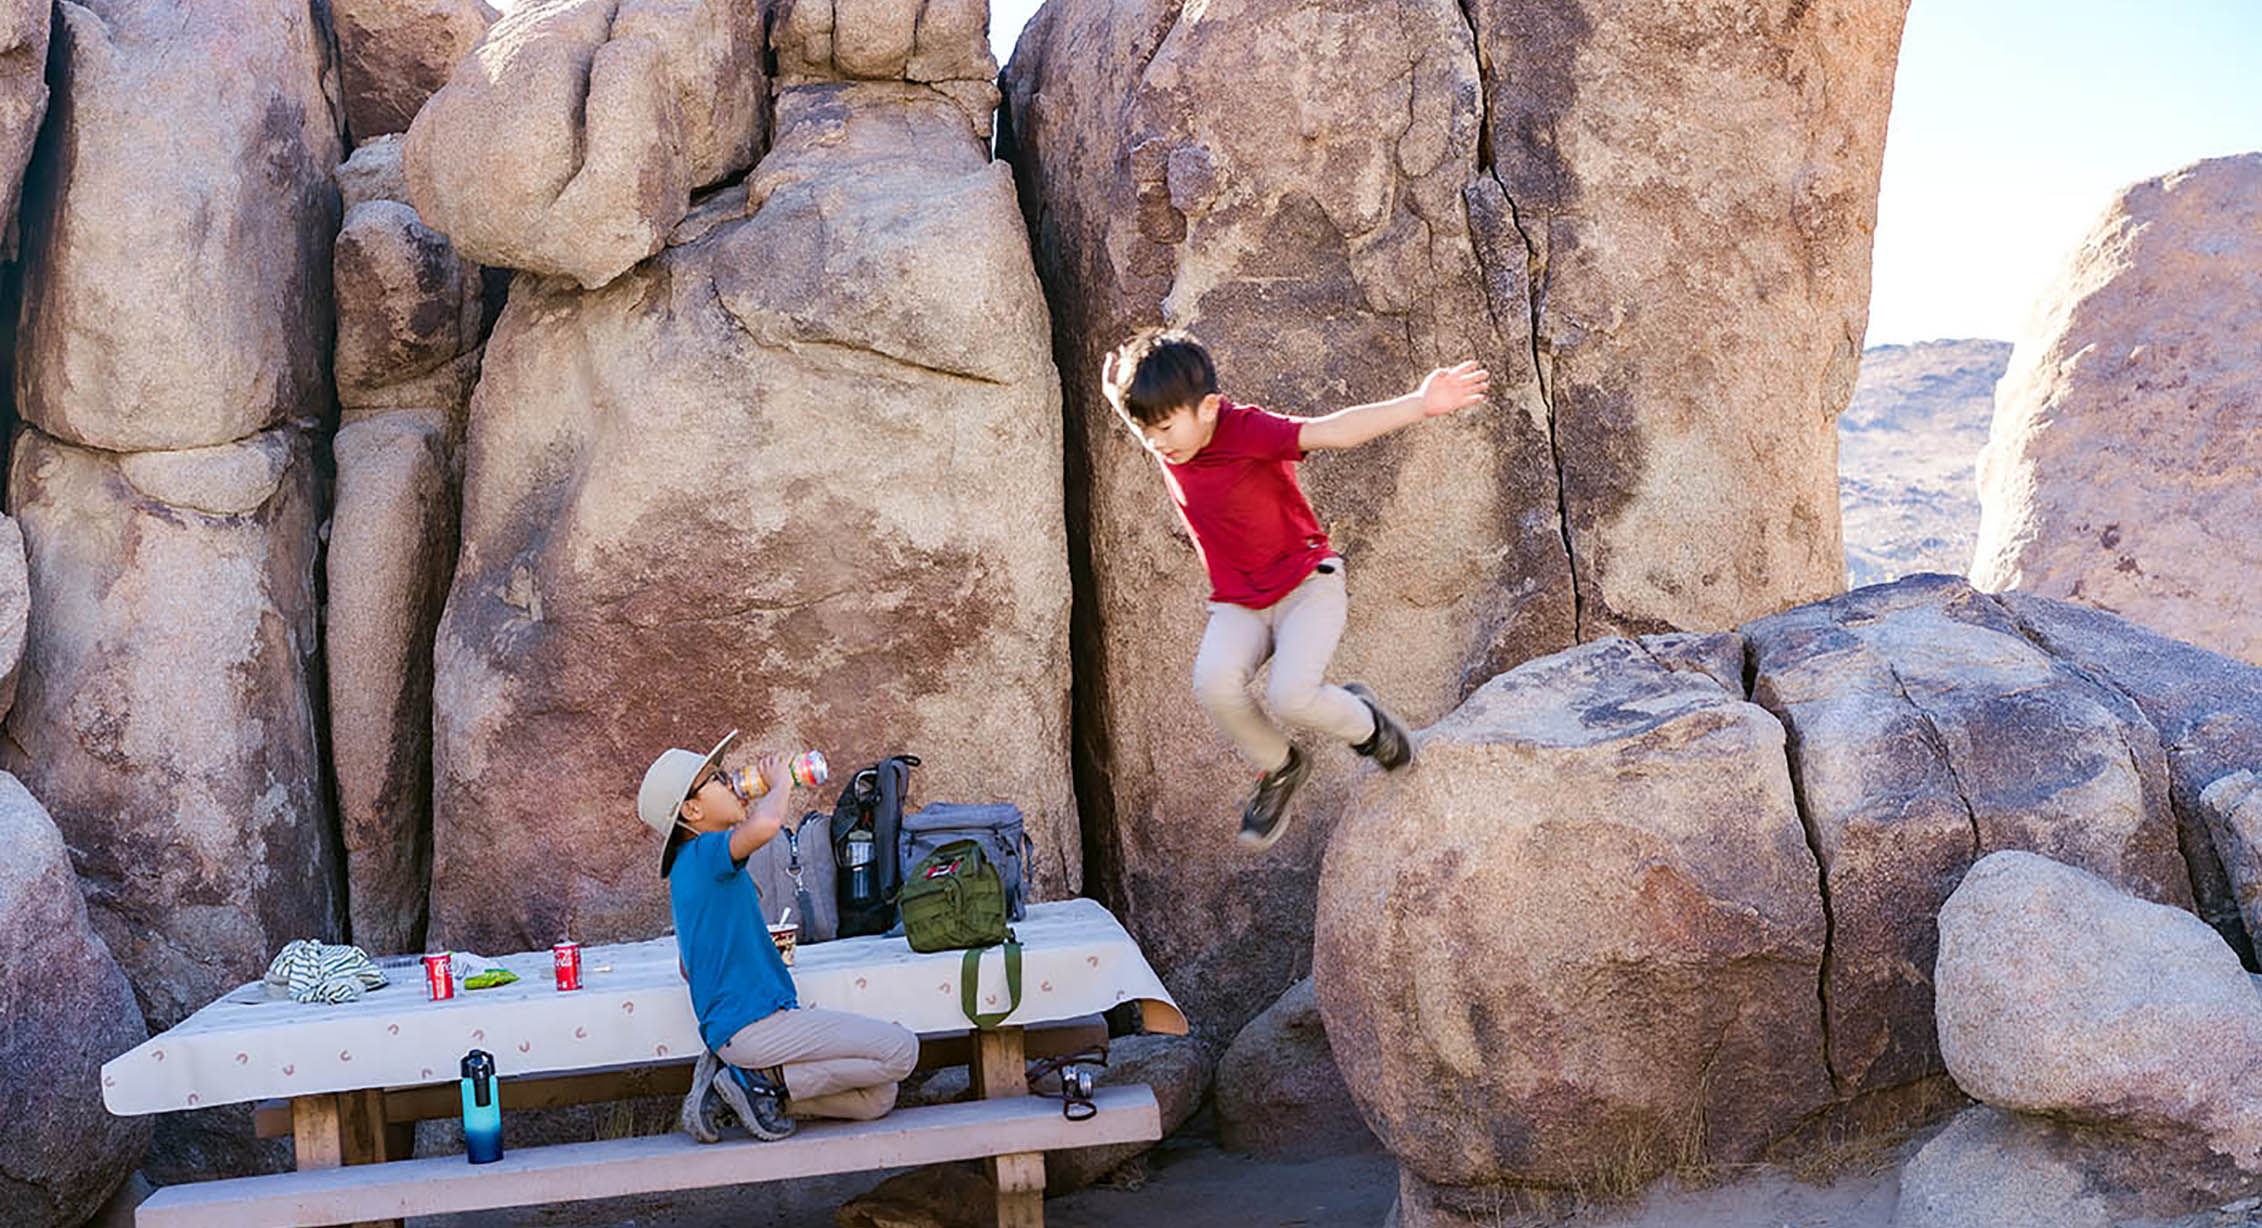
[668,831,799,1050]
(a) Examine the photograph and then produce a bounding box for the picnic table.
[108,898,1185,1228]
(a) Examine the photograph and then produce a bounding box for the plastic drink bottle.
[461,1050,503,1163]
[729,750,829,799]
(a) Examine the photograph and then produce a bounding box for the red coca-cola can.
[553,941,582,991]
[423,953,454,1001]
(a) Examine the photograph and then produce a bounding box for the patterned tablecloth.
[102,898,1179,1116]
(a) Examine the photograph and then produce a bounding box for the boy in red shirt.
[1102,330,1490,847]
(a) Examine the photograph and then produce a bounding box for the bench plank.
[248,1018,1112,1139]
[139,1086,1160,1228]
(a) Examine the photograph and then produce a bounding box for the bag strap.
[960,940,1023,1030]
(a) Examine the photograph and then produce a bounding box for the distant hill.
[1839,339,2013,588]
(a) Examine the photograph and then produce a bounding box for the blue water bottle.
[460,1049,503,1163]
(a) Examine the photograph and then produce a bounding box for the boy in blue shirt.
[639,731,918,1141]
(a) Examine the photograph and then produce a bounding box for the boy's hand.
[1418,361,1490,417]
[752,753,793,810]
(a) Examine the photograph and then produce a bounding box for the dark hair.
[661,824,689,877]
[1104,330,1217,427]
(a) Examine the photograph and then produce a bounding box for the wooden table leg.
[968,1027,1044,1228]
[291,1091,402,1228]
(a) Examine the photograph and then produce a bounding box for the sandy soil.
[407,1132,1913,1228]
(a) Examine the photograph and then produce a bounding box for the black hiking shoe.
[718,1064,798,1141]
[1238,745,1307,851]
[1346,683,1414,771]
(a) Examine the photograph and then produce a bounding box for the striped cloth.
[263,939,389,1005]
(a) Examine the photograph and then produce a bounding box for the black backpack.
[830,754,919,938]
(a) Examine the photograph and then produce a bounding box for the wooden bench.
[138,1084,1161,1228]
[245,1015,1114,1141]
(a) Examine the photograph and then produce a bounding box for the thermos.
[460,1049,503,1163]
[841,828,879,915]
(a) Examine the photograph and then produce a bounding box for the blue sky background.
[985,1,2262,348]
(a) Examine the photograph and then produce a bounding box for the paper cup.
[767,924,798,967]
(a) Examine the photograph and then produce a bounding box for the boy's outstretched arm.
[727,752,795,862]
[1298,361,1491,450]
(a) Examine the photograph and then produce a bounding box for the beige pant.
[718,1006,919,1121]
[1192,561,1375,773]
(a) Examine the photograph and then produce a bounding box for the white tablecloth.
[102,898,1178,1116]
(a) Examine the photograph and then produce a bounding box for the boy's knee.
[883,1025,918,1081]
[1193,661,1251,711]
[1265,676,1322,723]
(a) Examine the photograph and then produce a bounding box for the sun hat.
[639,729,739,874]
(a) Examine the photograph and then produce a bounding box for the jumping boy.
[1102,331,1491,848]
[639,730,918,1142]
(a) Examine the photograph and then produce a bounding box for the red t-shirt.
[1159,400,1332,608]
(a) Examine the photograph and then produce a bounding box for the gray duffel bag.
[898,802,1031,922]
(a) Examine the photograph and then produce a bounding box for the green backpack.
[898,839,1022,1027]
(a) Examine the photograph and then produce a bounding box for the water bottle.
[460,1049,503,1163]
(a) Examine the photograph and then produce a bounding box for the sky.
[984,0,2260,350]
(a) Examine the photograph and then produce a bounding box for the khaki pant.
[1192,561,1375,773]
[718,1006,919,1121]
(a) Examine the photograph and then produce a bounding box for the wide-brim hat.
[638,729,739,874]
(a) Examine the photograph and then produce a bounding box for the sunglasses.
[686,768,743,802]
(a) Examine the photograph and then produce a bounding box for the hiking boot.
[1238,745,1307,851]
[680,1049,723,1144]
[1345,683,1414,771]
[719,1065,798,1141]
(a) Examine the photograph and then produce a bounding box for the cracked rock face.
[1314,637,1830,1198]
[1746,573,2192,1097]
[1316,576,2262,1211]
[1935,852,2262,1183]
[403,0,766,289]
[0,0,47,259]
[0,773,150,1227]
[1003,0,1906,1038]
[12,0,342,452]
[1972,153,2262,668]
[1,428,337,1029]
[327,136,488,955]
[427,65,1073,950]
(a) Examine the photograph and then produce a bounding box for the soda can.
[553,941,583,991]
[424,952,455,1001]
[731,750,832,799]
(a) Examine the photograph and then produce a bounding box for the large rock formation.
[427,10,1075,951]
[403,0,766,289]
[1839,340,2010,588]
[1003,0,1908,1036]
[1315,637,1830,1213]
[0,515,24,718]
[11,0,342,451]
[1897,851,2262,1226]
[328,137,489,953]
[1313,578,2262,1218]
[0,0,48,255]
[332,0,497,141]
[1216,976,1378,1158]
[1972,154,2262,666]
[3,428,338,1027]
[0,773,150,1228]
[1745,574,2191,1097]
